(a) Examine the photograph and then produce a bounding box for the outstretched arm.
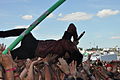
[73,31,85,45]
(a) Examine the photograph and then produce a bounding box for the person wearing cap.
[105,64,115,79]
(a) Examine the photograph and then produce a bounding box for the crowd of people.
[0,43,120,80]
[0,23,120,80]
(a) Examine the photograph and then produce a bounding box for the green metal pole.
[2,0,66,54]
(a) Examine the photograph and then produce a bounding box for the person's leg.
[0,28,25,38]
[10,33,39,59]
[66,50,83,66]
[64,41,83,66]
[0,28,38,59]
[11,46,35,59]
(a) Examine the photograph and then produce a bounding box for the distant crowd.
[0,43,120,80]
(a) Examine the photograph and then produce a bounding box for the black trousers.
[0,29,39,59]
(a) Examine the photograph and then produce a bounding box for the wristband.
[5,67,16,72]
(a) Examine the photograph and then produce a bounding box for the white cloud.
[97,9,120,18]
[15,25,40,30]
[57,12,93,21]
[47,13,54,18]
[22,15,33,20]
[111,36,120,39]
[15,25,29,28]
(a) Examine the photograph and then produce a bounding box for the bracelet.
[5,67,16,72]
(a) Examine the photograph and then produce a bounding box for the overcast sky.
[0,0,120,49]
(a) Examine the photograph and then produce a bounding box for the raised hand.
[69,60,77,77]
[88,54,92,61]
[25,58,32,70]
[83,61,90,72]
[57,58,70,75]
[0,43,6,54]
[43,53,58,64]
[0,49,16,69]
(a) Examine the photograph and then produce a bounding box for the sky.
[0,0,120,49]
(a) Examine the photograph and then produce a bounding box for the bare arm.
[26,58,42,80]
[0,44,14,80]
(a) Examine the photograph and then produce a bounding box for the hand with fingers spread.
[0,44,16,80]
[0,44,17,68]
[43,53,58,65]
[0,43,6,55]
[30,57,43,67]
[83,61,90,72]
[25,58,32,70]
[57,58,70,75]
[20,57,43,80]
[73,40,79,45]
[83,54,92,71]
[26,58,42,80]
[0,49,16,69]
[0,43,6,51]
[19,58,32,79]
[69,60,77,77]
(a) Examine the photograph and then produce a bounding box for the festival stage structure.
[2,0,66,54]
